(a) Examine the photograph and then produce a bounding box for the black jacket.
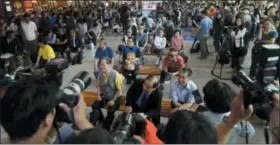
[0,37,23,55]
[67,35,83,52]
[126,79,163,118]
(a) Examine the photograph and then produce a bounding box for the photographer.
[217,88,280,144]
[201,79,255,144]
[0,77,93,144]
[230,17,248,71]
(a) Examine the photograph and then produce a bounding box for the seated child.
[122,52,139,84]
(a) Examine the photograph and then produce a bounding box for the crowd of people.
[0,0,280,144]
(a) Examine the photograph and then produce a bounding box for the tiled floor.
[1,32,269,144]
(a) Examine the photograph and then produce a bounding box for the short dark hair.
[98,57,112,65]
[179,67,193,77]
[145,75,159,88]
[201,10,207,15]
[38,35,48,44]
[128,36,134,41]
[23,13,30,18]
[6,30,14,37]
[0,77,56,141]
[164,110,217,144]
[203,79,236,113]
[65,128,114,144]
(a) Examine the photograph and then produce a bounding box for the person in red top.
[142,118,163,144]
[170,30,188,63]
[159,48,185,90]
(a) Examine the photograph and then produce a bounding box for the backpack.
[190,41,200,53]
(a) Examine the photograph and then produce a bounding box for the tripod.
[211,32,232,80]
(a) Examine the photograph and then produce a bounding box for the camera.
[232,71,279,121]
[110,112,143,144]
[54,71,92,123]
[46,59,92,123]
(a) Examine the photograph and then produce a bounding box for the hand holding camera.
[227,90,254,126]
[59,95,93,130]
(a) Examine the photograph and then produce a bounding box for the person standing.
[20,13,38,63]
[194,10,212,59]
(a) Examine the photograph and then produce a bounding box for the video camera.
[110,112,143,144]
[231,44,280,121]
[232,71,279,121]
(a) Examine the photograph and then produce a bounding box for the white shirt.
[154,36,166,49]
[234,27,247,48]
[21,21,37,41]
[147,17,155,28]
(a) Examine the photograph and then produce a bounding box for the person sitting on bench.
[125,75,163,126]
[169,67,201,109]
[122,52,140,84]
[122,37,142,65]
[34,35,55,69]
[90,57,124,131]
[94,38,115,78]
[136,24,148,53]
[171,30,188,63]
[154,29,167,66]
[66,29,84,65]
[159,48,185,90]
[117,29,135,55]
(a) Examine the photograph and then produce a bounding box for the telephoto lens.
[55,71,92,123]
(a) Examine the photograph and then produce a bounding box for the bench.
[82,91,172,117]
[143,49,169,56]
[113,65,161,75]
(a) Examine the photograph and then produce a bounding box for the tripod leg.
[220,64,223,77]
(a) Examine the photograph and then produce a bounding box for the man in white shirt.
[147,15,155,29]
[154,29,167,66]
[21,13,38,64]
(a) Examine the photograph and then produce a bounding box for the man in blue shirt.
[194,10,212,59]
[169,67,202,109]
[122,37,142,65]
[94,38,115,78]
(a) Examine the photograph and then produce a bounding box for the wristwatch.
[222,116,234,129]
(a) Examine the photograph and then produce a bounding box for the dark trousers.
[122,67,138,82]
[66,47,83,64]
[90,97,121,131]
[213,34,222,52]
[53,44,67,58]
[154,48,164,60]
[249,49,261,77]
[25,40,38,64]
[160,70,172,84]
